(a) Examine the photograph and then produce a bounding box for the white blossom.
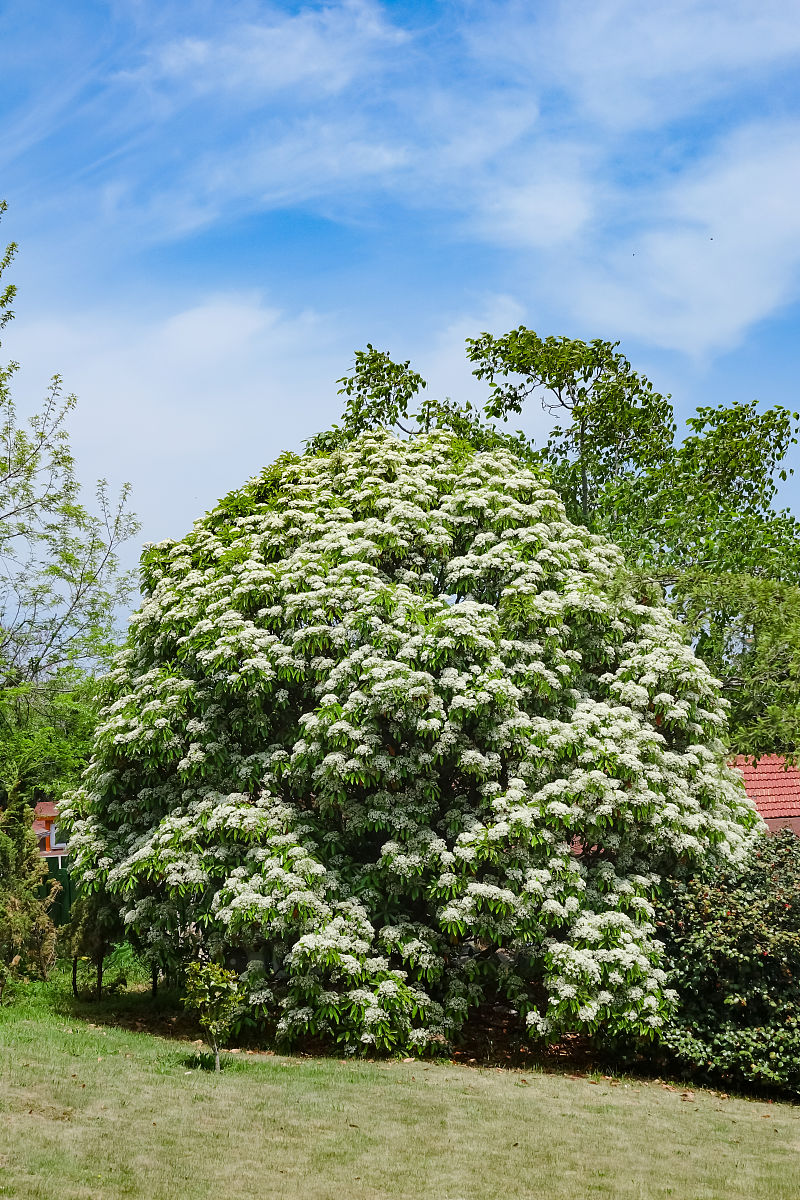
[65,431,760,1052]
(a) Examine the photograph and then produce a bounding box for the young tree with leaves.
[0,202,138,984]
[183,962,241,1071]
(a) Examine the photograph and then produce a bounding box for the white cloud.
[6,289,539,556]
[566,121,800,353]
[8,294,345,549]
[471,162,595,249]
[124,0,407,103]
[473,0,800,130]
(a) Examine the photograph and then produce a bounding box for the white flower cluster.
[62,432,760,1052]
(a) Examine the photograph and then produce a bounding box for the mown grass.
[1,971,799,1200]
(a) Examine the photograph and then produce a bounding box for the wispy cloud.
[3,0,800,362]
[122,0,407,103]
[9,291,341,545]
[471,0,800,131]
[564,121,800,353]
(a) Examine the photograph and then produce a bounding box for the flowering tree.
[65,433,758,1053]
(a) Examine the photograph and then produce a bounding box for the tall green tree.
[466,328,800,755]
[467,330,676,529]
[0,202,139,990]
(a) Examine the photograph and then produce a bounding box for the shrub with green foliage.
[0,793,59,995]
[66,433,757,1053]
[656,830,800,1096]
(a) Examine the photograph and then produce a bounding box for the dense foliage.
[0,788,58,997]
[66,433,757,1053]
[656,831,800,1096]
[674,574,800,757]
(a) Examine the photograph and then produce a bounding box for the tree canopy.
[66,433,757,1052]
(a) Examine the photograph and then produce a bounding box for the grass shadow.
[181,1050,247,1073]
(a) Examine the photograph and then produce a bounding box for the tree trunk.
[72,956,78,998]
[95,955,103,1001]
[579,416,589,525]
[214,1043,221,1073]
[151,961,158,997]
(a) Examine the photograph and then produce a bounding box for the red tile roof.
[732,755,800,820]
[33,801,58,819]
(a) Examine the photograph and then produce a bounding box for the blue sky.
[2,0,800,550]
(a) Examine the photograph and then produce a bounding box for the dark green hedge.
[655,830,800,1096]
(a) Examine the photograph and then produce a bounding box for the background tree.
[467,330,677,529]
[674,574,800,757]
[0,202,138,987]
[0,201,138,779]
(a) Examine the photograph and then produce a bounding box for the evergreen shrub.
[657,829,800,1096]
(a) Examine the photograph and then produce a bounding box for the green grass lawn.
[1,974,799,1200]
